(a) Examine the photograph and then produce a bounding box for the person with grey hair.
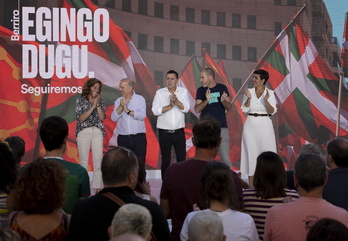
[110,233,146,241]
[111,78,147,174]
[69,147,170,241]
[264,153,348,241]
[323,136,348,210]
[109,203,152,240]
[188,211,226,241]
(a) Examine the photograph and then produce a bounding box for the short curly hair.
[14,158,67,214]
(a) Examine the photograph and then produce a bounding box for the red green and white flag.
[342,12,348,78]
[178,55,201,158]
[256,17,348,145]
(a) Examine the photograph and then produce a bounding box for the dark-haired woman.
[76,78,106,191]
[243,151,299,240]
[9,158,69,240]
[240,69,277,187]
[180,161,258,241]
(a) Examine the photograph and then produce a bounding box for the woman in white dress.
[180,161,259,241]
[240,69,277,188]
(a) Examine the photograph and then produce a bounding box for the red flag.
[342,12,348,78]
[256,13,348,147]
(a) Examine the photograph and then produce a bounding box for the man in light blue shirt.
[111,78,147,167]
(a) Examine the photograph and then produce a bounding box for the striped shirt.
[243,188,299,240]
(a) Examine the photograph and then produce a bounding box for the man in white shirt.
[152,70,190,179]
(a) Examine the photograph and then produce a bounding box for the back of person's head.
[39,116,68,152]
[0,227,22,241]
[4,136,25,165]
[307,218,348,241]
[0,142,17,193]
[188,211,225,241]
[192,118,221,150]
[201,161,237,209]
[102,147,138,186]
[294,153,326,193]
[327,137,348,168]
[14,157,66,214]
[299,143,322,155]
[253,151,286,199]
[110,203,152,240]
[110,233,146,241]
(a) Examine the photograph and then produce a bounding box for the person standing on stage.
[240,69,277,187]
[111,78,147,169]
[152,70,190,179]
[194,68,232,168]
[76,78,106,191]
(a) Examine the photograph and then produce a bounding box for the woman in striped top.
[243,151,299,240]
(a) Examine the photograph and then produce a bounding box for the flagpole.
[231,4,307,105]
[336,73,343,136]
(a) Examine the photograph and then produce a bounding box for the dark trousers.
[159,128,186,179]
[117,133,147,167]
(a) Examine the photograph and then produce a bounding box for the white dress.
[180,209,259,241]
[240,87,277,176]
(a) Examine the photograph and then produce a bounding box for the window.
[274,22,282,36]
[202,43,211,54]
[170,5,179,21]
[232,46,241,61]
[105,0,114,8]
[170,38,179,54]
[124,31,132,39]
[201,10,210,25]
[138,33,147,50]
[233,78,242,92]
[247,15,256,29]
[248,47,257,62]
[232,14,241,28]
[274,0,281,5]
[287,0,296,6]
[154,2,163,18]
[154,71,164,87]
[217,44,226,59]
[122,0,131,12]
[186,8,195,23]
[154,36,163,53]
[186,41,195,56]
[138,0,147,15]
[217,12,225,27]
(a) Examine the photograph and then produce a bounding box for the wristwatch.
[127,110,131,115]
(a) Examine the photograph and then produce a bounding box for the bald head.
[328,137,348,168]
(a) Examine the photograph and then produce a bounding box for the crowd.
[1,68,348,241]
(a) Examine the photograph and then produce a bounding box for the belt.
[159,128,184,133]
[118,133,145,137]
[249,113,271,117]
